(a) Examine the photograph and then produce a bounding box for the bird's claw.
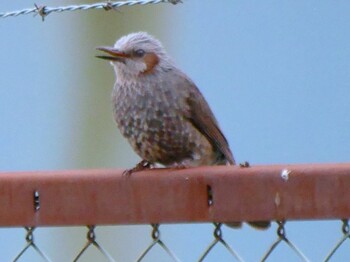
[239,161,250,168]
[122,160,153,176]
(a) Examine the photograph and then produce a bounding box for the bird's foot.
[172,163,188,169]
[122,160,154,176]
[239,161,250,168]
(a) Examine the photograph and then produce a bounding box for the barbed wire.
[0,0,181,21]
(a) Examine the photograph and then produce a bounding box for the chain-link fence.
[3,219,350,261]
[2,220,350,261]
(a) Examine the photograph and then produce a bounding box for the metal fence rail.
[1,163,350,261]
[1,164,350,226]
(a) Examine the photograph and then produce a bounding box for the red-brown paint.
[0,163,350,226]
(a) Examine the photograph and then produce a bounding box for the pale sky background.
[1,1,350,261]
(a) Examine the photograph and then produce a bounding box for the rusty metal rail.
[0,163,350,227]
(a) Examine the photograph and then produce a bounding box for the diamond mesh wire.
[13,227,51,262]
[137,224,180,262]
[3,220,349,261]
[261,221,310,262]
[324,219,350,262]
[73,225,115,262]
[198,223,243,262]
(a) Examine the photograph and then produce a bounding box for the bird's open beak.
[96,46,129,62]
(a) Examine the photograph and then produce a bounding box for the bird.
[96,32,270,229]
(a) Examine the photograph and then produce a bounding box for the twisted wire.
[0,0,181,19]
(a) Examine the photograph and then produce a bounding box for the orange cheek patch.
[143,53,159,74]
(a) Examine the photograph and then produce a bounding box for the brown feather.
[182,78,235,165]
[142,53,159,74]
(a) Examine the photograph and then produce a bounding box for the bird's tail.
[221,157,271,230]
[225,221,271,229]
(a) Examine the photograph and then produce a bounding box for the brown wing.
[182,77,235,165]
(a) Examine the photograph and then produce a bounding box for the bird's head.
[96,32,170,77]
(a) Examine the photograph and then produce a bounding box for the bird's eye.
[134,49,145,57]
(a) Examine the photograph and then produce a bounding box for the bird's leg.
[122,160,154,176]
[239,161,250,168]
